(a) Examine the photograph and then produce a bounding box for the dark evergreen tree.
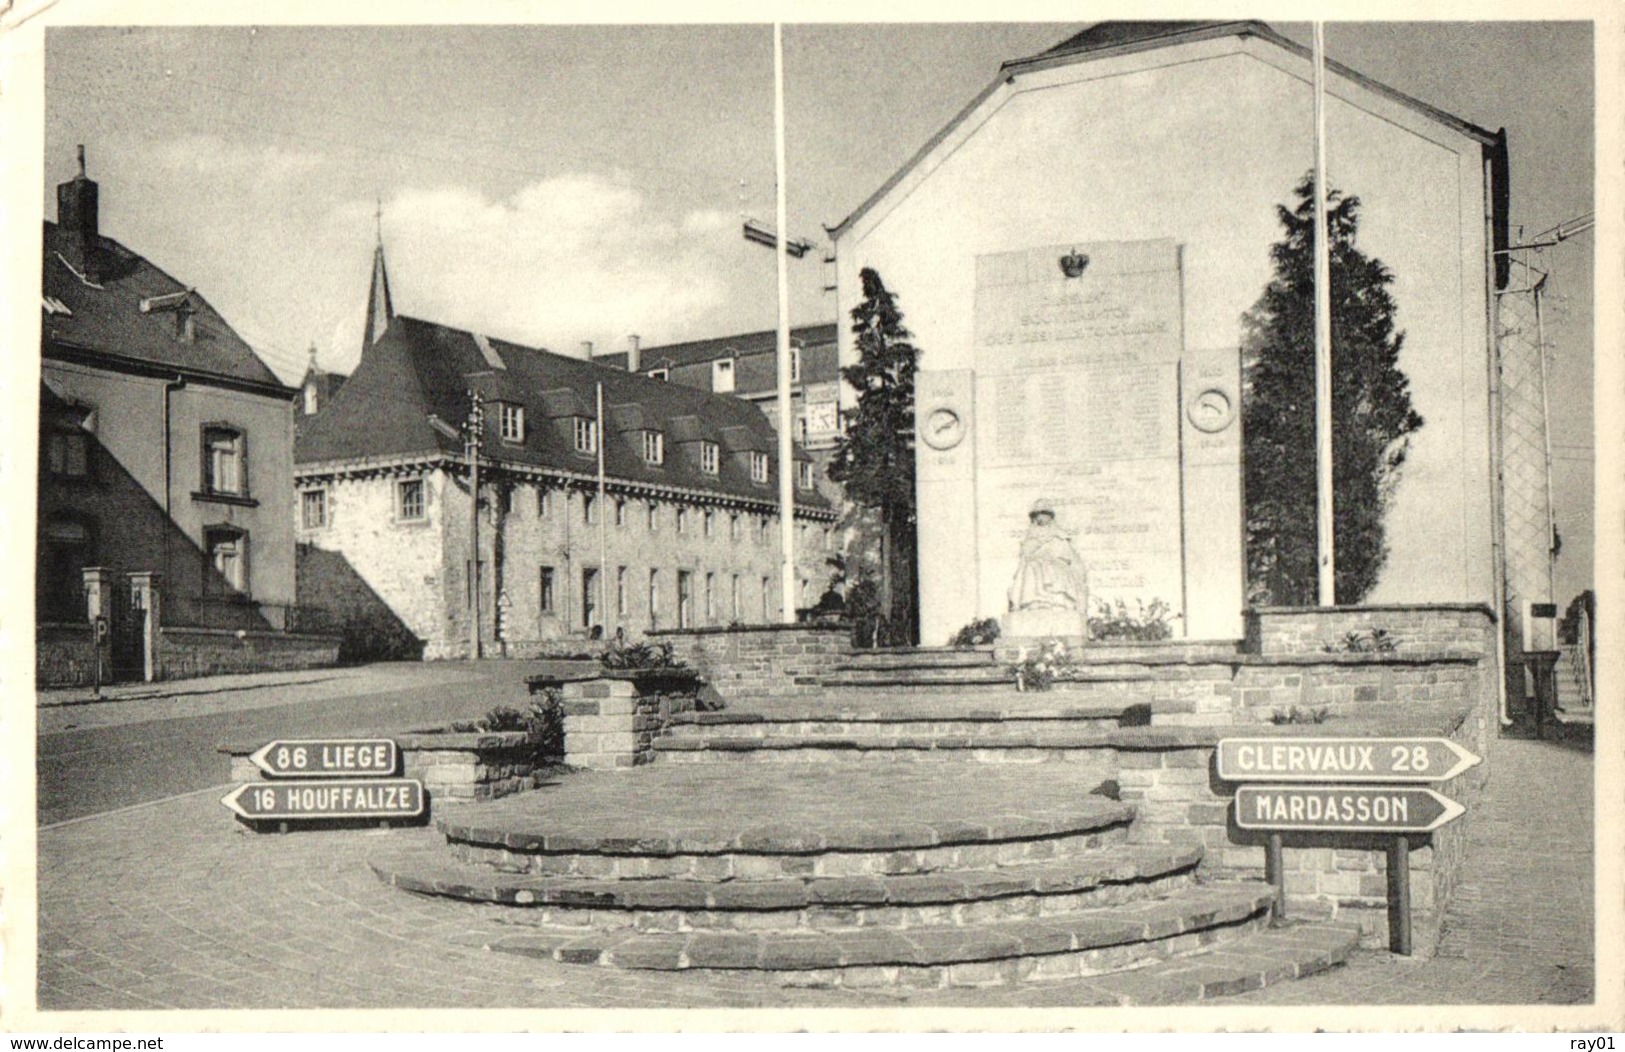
[828,267,919,643]
[1242,174,1424,605]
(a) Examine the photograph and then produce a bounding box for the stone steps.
[369,840,1204,931]
[481,880,1284,987]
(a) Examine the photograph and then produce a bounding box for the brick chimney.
[56,145,100,283]
[627,334,641,373]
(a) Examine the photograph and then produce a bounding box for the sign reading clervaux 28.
[1234,785,1464,834]
[1216,737,1482,783]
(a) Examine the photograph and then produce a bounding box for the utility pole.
[465,389,485,659]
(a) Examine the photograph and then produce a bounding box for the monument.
[915,239,1244,645]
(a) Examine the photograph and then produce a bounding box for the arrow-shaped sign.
[248,738,398,779]
[222,779,424,821]
[1234,784,1465,834]
[1216,737,1482,784]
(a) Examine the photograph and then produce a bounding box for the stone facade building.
[38,151,329,684]
[295,244,838,660]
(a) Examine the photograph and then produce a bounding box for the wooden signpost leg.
[1388,835,1412,955]
[1267,832,1285,924]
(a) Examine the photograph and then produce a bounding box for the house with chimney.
[38,149,335,685]
[294,237,839,660]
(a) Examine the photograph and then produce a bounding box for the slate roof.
[599,323,838,376]
[41,220,285,390]
[295,315,832,513]
[1025,21,1228,62]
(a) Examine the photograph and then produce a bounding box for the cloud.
[148,133,327,185]
[325,174,734,363]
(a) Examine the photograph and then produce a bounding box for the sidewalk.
[29,731,1596,1014]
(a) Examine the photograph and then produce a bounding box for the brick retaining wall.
[543,673,701,770]
[36,622,98,687]
[158,627,341,681]
[650,624,849,701]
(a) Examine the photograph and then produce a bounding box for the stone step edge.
[436,799,1137,855]
[369,843,1203,910]
[653,726,1225,753]
[665,701,1172,725]
[483,881,1278,972]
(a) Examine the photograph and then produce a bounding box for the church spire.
[361,194,394,351]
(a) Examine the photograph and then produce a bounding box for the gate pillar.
[127,572,163,683]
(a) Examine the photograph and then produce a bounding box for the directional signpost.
[225,737,421,830]
[1217,737,1482,783]
[1217,735,1481,956]
[221,779,424,822]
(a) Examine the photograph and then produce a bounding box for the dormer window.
[797,462,814,490]
[712,358,736,394]
[642,430,664,466]
[700,441,720,475]
[750,451,769,484]
[498,403,525,443]
[647,368,669,382]
[573,417,598,454]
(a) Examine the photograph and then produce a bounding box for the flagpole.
[773,22,796,624]
[1313,22,1336,606]
[597,381,608,636]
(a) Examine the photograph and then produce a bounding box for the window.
[300,488,328,529]
[677,570,693,629]
[40,516,93,621]
[582,567,599,630]
[758,516,770,544]
[790,347,801,383]
[204,527,248,596]
[823,526,832,551]
[750,452,769,484]
[800,578,810,608]
[538,488,552,517]
[540,566,556,614]
[583,492,596,525]
[616,566,628,617]
[730,513,741,541]
[647,367,669,382]
[46,425,90,478]
[761,576,771,621]
[496,486,513,516]
[731,574,741,621]
[648,569,659,628]
[573,417,598,454]
[648,502,659,531]
[642,431,664,466]
[397,478,425,521]
[797,416,810,443]
[675,506,687,534]
[202,426,245,496]
[498,403,525,443]
[798,462,814,490]
[703,508,714,537]
[705,572,716,623]
[615,498,626,527]
[712,358,736,393]
[700,441,720,475]
[303,384,318,415]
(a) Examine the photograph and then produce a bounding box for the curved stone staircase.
[369,659,1362,999]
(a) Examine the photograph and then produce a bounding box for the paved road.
[37,661,576,826]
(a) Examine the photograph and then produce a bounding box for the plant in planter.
[1322,628,1399,654]
[450,690,566,763]
[949,617,1001,648]
[1089,598,1179,642]
[599,639,689,671]
[1010,638,1074,692]
[1270,705,1332,725]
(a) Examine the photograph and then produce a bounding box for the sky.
[36,18,1597,601]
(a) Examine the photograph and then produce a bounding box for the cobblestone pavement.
[29,729,1597,1015]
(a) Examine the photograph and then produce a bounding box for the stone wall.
[157,626,340,680]
[36,622,98,687]
[1248,604,1496,658]
[548,673,700,770]
[650,623,850,701]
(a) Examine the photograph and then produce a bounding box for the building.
[39,150,322,684]
[595,324,842,501]
[830,21,1518,646]
[295,242,839,660]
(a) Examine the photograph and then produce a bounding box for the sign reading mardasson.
[1216,737,1482,783]
[221,779,425,821]
[1234,785,1464,834]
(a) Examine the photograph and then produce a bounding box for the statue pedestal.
[1002,607,1089,642]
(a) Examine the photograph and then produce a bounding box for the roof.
[597,322,839,372]
[832,21,1500,240]
[295,315,831,512]
[41,221,286,391]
